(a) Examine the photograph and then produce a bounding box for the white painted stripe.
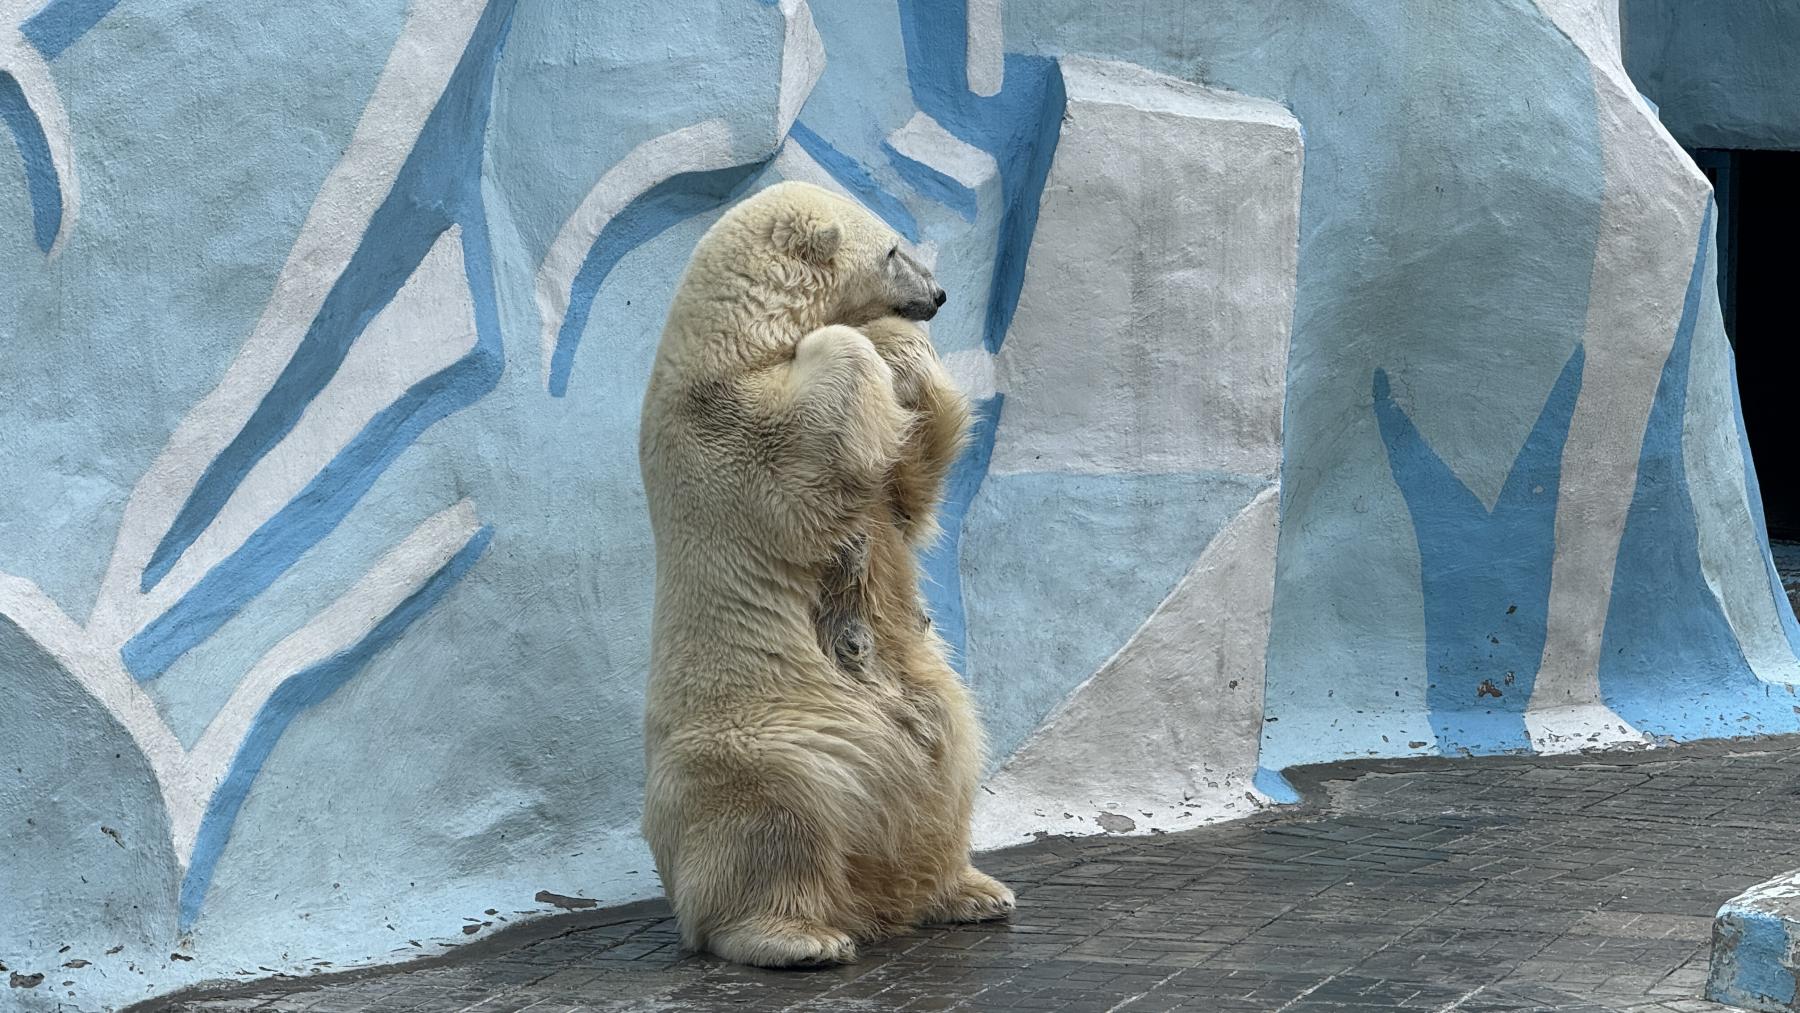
[1060,55,1296,129]
[965,0,1005,98]
[172,500,482,861]
[0,30,80,256]
[88,0,490,647]
[0,0,55,20]
[1525,702,1649,755]
[1526,0,1711,727]
[1602,0,1623,55]
[534,119,737,389]
[141,226,479,626]
[886,112,999,190]
[1730,871,1800,907]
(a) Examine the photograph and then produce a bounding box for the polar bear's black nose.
[898,293,944,321]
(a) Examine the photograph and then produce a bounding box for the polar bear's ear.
[772,211,841,265]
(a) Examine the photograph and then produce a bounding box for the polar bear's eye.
[887,245,898,260]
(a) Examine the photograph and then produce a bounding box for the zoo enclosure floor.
[140,735,1800,1013]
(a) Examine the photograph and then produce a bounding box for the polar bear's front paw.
[711,918,858,969]
[792,325,892,390]
[858,317,937,407]
[923,867,1016,925]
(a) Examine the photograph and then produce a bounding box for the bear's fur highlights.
[638,182,1012,968]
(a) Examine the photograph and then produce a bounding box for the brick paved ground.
[139,737,1800,1013]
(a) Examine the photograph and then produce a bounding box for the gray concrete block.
[1709,872,1800,1010]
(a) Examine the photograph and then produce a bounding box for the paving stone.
[135,740,1800,1012]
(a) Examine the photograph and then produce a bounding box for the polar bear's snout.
[898,283,947,322]
[887,245,946,322]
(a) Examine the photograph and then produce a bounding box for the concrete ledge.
[990,55,1300,480]
[1710,871,1800,1010]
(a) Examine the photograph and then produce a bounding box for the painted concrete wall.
[1,0,1795,1008]
[1622,0,1800,150]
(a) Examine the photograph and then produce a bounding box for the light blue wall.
[1,1,1794,1008]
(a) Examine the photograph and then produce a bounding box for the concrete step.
[1710,871,1800,1010]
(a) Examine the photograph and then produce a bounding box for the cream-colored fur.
[638,182,1012,968]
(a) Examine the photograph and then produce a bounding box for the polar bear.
[638,181,1013,968]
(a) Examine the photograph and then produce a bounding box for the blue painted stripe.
[547,159,768,398]
[127,209,508,680]
[19,0,120,60]
[139,0,517,595]
[920,393,1001,672]
[124,312,505,681]
[1253,766,1300,805]
[894,0,1065,354]
[1374,345,1584,755]
[887,1,1060,690]
[141,215,453,593]
[788,122,920,241]
[0,71,63,253]
[1597,204,1800,740]
[881,141,977,224]
[177,525,495,929]
[1709,908,1798,1008]
[980,59,1064,356]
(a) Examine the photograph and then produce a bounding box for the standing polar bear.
[638,181,1013,968]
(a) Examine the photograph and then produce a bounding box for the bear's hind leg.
[710,917,857,969]
[921,865,1016,925]
[671,800,874,968]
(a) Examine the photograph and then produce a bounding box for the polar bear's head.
[757,181,946,324]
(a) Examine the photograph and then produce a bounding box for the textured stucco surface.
[969,58,1297,842]
[1,1,1796,1009]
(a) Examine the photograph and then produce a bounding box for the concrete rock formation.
[1709,871,1800,1012]
[0,0,1792,1008]
[971,58,1299,844]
